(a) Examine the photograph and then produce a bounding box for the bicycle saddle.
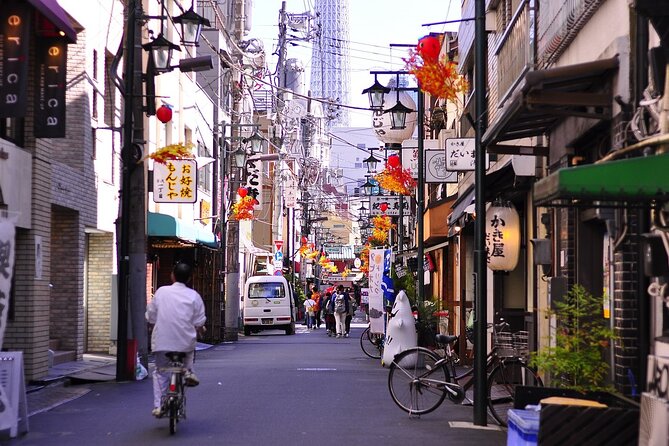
[435,334,458,345]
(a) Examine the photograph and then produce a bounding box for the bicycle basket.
[513,331,529,357]
[493,331,515,357]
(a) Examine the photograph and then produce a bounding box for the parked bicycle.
[159,352,188,435]
[387,321,542,426]
[360,325,384,359]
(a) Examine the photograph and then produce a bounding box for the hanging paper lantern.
[485,201,521,271]
[417,35,441,62]
[387,154,400,168]
[237,187,248,197]
[156,105,173,123]
[379,202,389,213]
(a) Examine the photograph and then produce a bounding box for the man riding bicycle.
[146,262,206,417]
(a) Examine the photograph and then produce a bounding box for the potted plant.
[516,284,639,445]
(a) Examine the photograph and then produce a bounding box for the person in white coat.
[146,262,206,417]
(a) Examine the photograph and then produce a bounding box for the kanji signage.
[485,201,520,271]
[245,158,262,209]
[369,195,409,216]
[153,159,197,203]
[445,138,489,171]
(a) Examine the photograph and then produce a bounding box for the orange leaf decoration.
[231,195,255,220]
[374,163,416,196]
[404,49,468,102]
[140,142,194,165]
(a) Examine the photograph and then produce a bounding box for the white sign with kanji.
[153,160,197,203]
[445,138,489,171]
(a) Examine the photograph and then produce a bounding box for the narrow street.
[7,323,505,446]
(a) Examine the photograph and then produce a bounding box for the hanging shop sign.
[369,195,409,216]
[245,157,262,209]
[425,149,457,183]
[153,159,197,203]
[0,2,32,118]
[485,201,520,271]
[446,138,489,171]
[34,38,67,137]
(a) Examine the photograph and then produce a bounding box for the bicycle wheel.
[169,398,178,435]
[388,347,449,415]
[487,360,542,426]
[360,327,383,359]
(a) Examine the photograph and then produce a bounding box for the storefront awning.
[483,57,619,147]
[147,212,217,248]
[533,154,669,206]
[27,0,78,43]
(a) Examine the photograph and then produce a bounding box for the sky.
[251,0,461,127]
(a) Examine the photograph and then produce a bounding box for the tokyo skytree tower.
[310,0,351,127]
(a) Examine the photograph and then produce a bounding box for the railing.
[536,0,605,68]
[494,0,535,106]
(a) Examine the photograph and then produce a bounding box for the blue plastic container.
[507,409,540,446]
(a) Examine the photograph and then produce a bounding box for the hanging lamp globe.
[156,105,172,123]
[485,200,521,271]
[173,7,211,46]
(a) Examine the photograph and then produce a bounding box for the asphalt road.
[5,324,507,446]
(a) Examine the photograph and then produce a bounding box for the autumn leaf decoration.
[368,215,395,246]
[374,154,416,196]
[140,142,194,165]
[404,36,468,102]
[231,187,255,220]
[359,244,370,276]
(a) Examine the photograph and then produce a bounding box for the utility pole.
[473,0,489,426]
[118,0,148,380]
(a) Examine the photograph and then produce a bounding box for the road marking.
[448,421,505,431]
[296,368,337,371]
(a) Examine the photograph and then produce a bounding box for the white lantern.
[371,89,416,145]
[485,201,521,271]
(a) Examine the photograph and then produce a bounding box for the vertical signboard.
[368,248,385,334]
[0,216,16,349]
[153,160,197,203]
[34,37,68,138]
[0,1,31,118]
[245,158,262,209]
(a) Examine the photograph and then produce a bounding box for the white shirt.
[146,282,206,352]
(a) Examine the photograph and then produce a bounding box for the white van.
[242,275,297,335]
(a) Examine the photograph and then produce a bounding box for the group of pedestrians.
[304,285,357,338]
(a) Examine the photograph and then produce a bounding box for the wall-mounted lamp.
[362,76,391,110]
[142,33,181,73]
[173,7,211,46]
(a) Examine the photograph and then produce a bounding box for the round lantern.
[371,89,416,145]
[485,200,520,271]
[387,154,400,168]
[156,105,172,123]
[237,187,248,197]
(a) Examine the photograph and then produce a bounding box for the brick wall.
[86,233,113,353]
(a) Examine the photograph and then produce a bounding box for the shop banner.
[0,1,32,118]
[368,249,385,334]
[0,216,17,350]
[35,37,68,138]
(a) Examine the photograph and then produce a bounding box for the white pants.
[152,351,194,409]
[334,312,347,336]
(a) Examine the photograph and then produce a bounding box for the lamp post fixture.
[364,70,425,304]
[173,6,211,46]
[142,33,181,73]
[363,150,381,173]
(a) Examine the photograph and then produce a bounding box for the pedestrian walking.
[303,294,316,329]
[323,291,335,336]
[146,262,206,418]
[311,286,322,329]
[345,289,358,336]
[332,285,350,338]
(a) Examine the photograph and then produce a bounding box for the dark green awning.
[148,212,218,248]
[533,154,669,206]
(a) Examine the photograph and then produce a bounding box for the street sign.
[274,251,283,262]
[274,240,283,251]
[369,196,409,216]
[153,159,197,203]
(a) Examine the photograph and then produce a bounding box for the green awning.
[147,212,218,248]
[533,154,669,206]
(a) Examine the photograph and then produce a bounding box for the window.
[248,283,285,299]
[197,141,212,193]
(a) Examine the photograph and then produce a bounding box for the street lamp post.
[364,71,425,303]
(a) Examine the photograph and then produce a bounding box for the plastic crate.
[507,409,539,446]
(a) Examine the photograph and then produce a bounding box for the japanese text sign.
[153,160,197,203]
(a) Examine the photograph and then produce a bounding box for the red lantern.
[156,105,172,123]
[417,35,441,62]
[387,154,400,168]
[301,236,308,245]
[379,202,389,212]
[237,187,248,197]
